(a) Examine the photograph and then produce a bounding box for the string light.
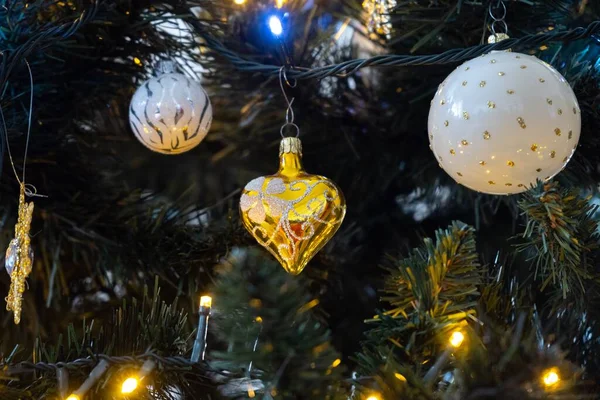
[234,0,246,4]
[366,394,381,400]
[121,377,139,394]
[200,295,212,308]
[191,295,213,362]
[542,368,560,387]
[65,395,80,400]
[449,331,465,348]
[275,0,285,8]
[269,15,283,36]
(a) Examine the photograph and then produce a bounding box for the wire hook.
[279,67,300,138]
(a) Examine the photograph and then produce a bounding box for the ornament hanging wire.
[489,0,508,37]
[279,66,300,138]
[0,60,45,198]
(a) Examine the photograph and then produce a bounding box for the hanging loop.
[279,67,300,138]
[489,0,507,22]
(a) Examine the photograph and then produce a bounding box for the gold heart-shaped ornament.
[240,137,346,275]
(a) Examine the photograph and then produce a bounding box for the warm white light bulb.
[121,377,139,394]
[200,295,212,308]
[449,331,465,348]
[269,16,283,36]
[542,368,560,387]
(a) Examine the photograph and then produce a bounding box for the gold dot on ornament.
[498,72,506,76]
[555,128,561,136]
[457,172,463,176]
[547,98,553,105]
[465,67,470,71]
[440,99,446,105]
[505,183,513,187]
[516,55,521,59]
[531,144,538,151]
[444,120,449,127]
[479,161,486,166]
[507,89,514,94]
[488,180,496,185]
[573,107,577,114]
[487,101,496,109]
[517,117,526,129]
[518,183,525,187]
[568,130,573,139]
[450,149,456,155]
[461,140,469,146]
[439,156,443,161]
[539,78,546,83]
[558,109,563,115]
[520,65,527,69]
[507,161,515,167]
[462,81,468,86]
[536,168,542,172]
[545,176,550,180]
[463,111,470,120]
[483,131,491,140]
[563,156,568,162]
[490,59,497,64]
[429,134,433,140]
[480,81,487,87]
[550,150,556,158]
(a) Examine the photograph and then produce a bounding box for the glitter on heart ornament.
[239,137,346,275]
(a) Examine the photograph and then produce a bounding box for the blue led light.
[269,15,283,36]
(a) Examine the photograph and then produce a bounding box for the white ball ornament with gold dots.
[428,51,580,194]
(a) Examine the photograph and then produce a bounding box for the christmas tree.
[1,0,600,399]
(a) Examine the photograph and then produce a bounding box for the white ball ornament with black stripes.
[428,51,580,195]
[129,62,212,154]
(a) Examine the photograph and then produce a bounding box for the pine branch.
[208,247,347,400]
[516,181,599,298]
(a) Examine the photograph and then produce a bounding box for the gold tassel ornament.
[5,183,35,324]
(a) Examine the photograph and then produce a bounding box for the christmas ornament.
[5,183,34,324]
[4,59,37,325]
[129,62,212,154]
[428,51,580,194]
[363,0,397,40]
[240,137,346,275]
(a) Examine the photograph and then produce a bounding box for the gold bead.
[518,184,525,187]
[440,99,446,105]
[498,72,506,76]
[539,78,546,83]
[516,55,521,59]
[563,156,568,162]
[463,111,469,120]
[505,183,513,186]
[465,67,470,71]
[461,140,469,146]
[506,89,514,94]
[573,107,577,114]
[507,161,515,167]
[483,131,491,140]
[536,168,542,172]
[517,117,526,129]
[457,172,463,176]
[568,130,573,139]
[488,180,496,185]
[531,144,538,151]
[546,98,552,105]
[450,149,456,155]
[558,109,563,115]
[480,81,486,87]
[490,59,497,64]
[555,128,561,136]
[487,101,496,109]
[550,150,556,158]
[520,65,527,69]
[479,161,486,166]
[444,120,449,127]
[462,81,468,86]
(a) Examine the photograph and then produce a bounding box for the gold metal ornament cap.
[279,137,302,155]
